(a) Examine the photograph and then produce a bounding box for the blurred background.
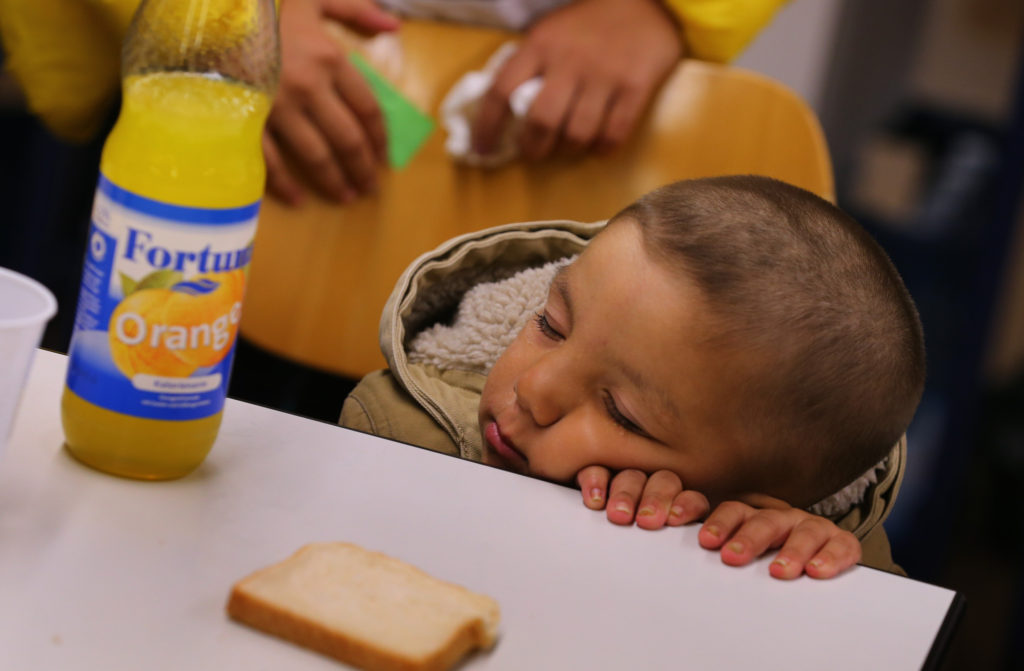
[2,0,1022,667]
[743,1,1024,667]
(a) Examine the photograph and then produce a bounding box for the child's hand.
[576,467,861,579]
[576,465,710,529]
[698,499,861,579]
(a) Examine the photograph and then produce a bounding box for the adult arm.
[0,0,136,142]
[665,0,790,63]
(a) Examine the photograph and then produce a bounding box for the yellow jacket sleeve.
[0,0,139,142]
[0,0,278,143]
[663,0,790,63]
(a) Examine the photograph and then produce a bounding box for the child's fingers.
[634,471,683,530]
[698,500,755,550]
[802,531,862,580]
[605,469,648,525]
[576,465,611,510]
[698,500,865,579]
[715,509,803,567]
[767,517,840,579]
[666,489,710,526]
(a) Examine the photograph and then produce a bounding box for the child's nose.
[514,360,571,428]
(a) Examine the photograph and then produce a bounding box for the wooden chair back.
[241,20,834,378]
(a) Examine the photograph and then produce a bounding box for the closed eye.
[602,391,647,436]
[534,312,564,341]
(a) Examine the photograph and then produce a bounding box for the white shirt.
[377,0,574,30]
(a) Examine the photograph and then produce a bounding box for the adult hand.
[265,0,400,205]
[472,0,683,160]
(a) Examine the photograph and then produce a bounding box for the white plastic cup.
[0,267,58,457]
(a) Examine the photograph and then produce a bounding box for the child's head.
[477,175,925,507]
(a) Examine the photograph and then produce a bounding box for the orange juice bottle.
[61,0,279,479]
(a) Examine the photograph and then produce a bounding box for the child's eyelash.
[602,391,644,435]
[534,312,563,340]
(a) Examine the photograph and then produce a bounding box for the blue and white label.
[65,176,259,420]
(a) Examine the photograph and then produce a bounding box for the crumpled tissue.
[440,42,542,168]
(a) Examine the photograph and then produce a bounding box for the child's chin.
[482,447,527,475]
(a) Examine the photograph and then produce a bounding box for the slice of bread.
[226,542,501,671]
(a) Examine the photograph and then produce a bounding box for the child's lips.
[484,421,527,467]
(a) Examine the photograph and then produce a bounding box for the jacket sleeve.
[0,0,139,142]
[858,525,904,576]
[0,0,280,142]
[662,0,790,63]
[340,369,462,458]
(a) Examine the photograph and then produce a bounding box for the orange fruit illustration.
[109,288,198,378]
[167,269,245,368]
[107,269,246,377]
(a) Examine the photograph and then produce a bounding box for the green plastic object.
[349,52,436,169]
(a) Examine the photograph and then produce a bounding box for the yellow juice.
[62,72,271,479]
[103,73,269,207]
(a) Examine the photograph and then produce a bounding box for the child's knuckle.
[716,500,746,517]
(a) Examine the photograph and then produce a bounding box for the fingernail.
[637,506,655,517]
[589,488,603,504]
[727,541,745,554]
[613,502,631,514]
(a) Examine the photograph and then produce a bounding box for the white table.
[1,350,960,670]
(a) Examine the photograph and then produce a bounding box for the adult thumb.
[321,0,401,34]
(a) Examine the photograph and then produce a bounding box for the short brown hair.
[611,175,925,505]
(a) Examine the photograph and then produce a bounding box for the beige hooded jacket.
[341,219,907,574]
